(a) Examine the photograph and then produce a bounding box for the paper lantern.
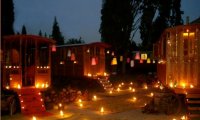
[135,52,140,60]
[120,56,123,62]
[71,53,75,61]
[67,50,71,57]
[127,58,130,63]
[130,60,134,67]
[52,45,56,52]
[91,57,96,65]
[141,53,147,60]
[111,57,117,65]
[147,58,151,63]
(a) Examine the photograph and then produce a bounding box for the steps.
[98,77,113,92]
[17,88,46,115]
[186,93,200,119]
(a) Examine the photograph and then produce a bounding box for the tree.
[139,0,183,50]
[21,25,27,35]
[66,37,85,44]
[2,0,15,36]
[100,0,142,74]
[51,17,64,45]
[38,30,43,36]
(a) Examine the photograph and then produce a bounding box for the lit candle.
[100,107,104,113]
[109,91,113,94]
[79,103,83,107]
[190,84,194,88]
[129,87,132,90]
[133,97,137,102]
[130,82,133,85]
[32,116,37,120]
[117,88,120,92]
[132,88,135,92]
[78,99,82,103]
[93,95,97,100]
[59,103,62,107]
[150,92,154,97]
[60,110,64,117]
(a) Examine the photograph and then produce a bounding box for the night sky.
[14,0,200,43]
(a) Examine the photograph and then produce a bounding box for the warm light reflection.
[93,95,97,100]
[17,84,21,89]
[109,91,113,94]
[59,103,62,107]
[190,84,194,88]
[79,103,83,107]
[133,97,137,102]
[117,88,120,92]
[78,99,82,103]
[132,88,135,92]
[87,73,92,77]
[6,85,10,89]
[129,87,132,90]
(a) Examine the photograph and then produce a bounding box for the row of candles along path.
[30,81,188,120]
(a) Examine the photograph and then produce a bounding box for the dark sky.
[14,0,200,43]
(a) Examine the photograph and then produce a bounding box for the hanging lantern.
[120,56,123,62]
[135,52,140,60]
[91,57,96,65]
[71,53,75,61]
[147,58,151,63]
[141,53,147,60]
[153,60,156,63]
[140,59,143,63]
[130,60,134,67]
[67,50,71,57]
[111,57,117,65]
[52,45,56,52]
[111,51,114,56]
[127,58,130,63]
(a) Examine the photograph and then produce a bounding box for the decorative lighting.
[190,84,194,88]
[67,50,71,57]
[127,58,130,63]
[100,107,104,113]
[60,61,65,65]
[32,116,37,120]
[140,59,143,63]
[120,56,123,62]
[129,87,132,90]
[153,60,156,63]
[93,95,97,100]
[52,45,56,52]
[109,91,113,94]
[135,52,140,60]
[147,58,151,63]
[141,53,147,60]
[133,97,137,102]
[132,88,135,92]
[111,52,114,56]
[130,82,133,85]
[106,50,110,54]
[111,57,117,65]
[78,99,82,103]
[130,60,134,67]
[79,103,83,107]
[87,73,92,77]
[59,103,62,108]
[150,92,154,97]
[117,87,120,92]
[17,84,21,89]
[60,110,64,117]
[6,85,10,89]
[91,57,97,65]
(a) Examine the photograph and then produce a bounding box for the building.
[51,42,110,77]
[154,22,200,88]
[1,35,55,89]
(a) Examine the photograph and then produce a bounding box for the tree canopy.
[51,17,65,45]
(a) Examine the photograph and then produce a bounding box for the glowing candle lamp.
[6,86,10,89]
[59,103,62,107]
[93,95,97,100]
[190,84,194,88]
[117,88,120,92]
[78,99,82,103]
[129,87,132,90]
[79,103,83,107]
[150,92,154,97]
[60,110,64,117]
[121,82,124,85]
[144,85,148,89]
[17,84,21,89]
[181,115,186,120]
[109,91,113,94]
[32,116,37,120]
[133,97,137,102]
[130,82,133,85]
[132,88,135,92]
[118,84,121,87]
[100,107,104,113]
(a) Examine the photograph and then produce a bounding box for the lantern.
[67,50,71,57]
[120,56,123,62]
[127,58,130,63]
[130,60,134,67]
[141,53,147,60]
[52,45,56,52]
[71,53,75,61]
[111,57,117,65]
[147,58,151,63]
[91,57,96,65]
[135,52,140,60]
[111,51,114,56]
